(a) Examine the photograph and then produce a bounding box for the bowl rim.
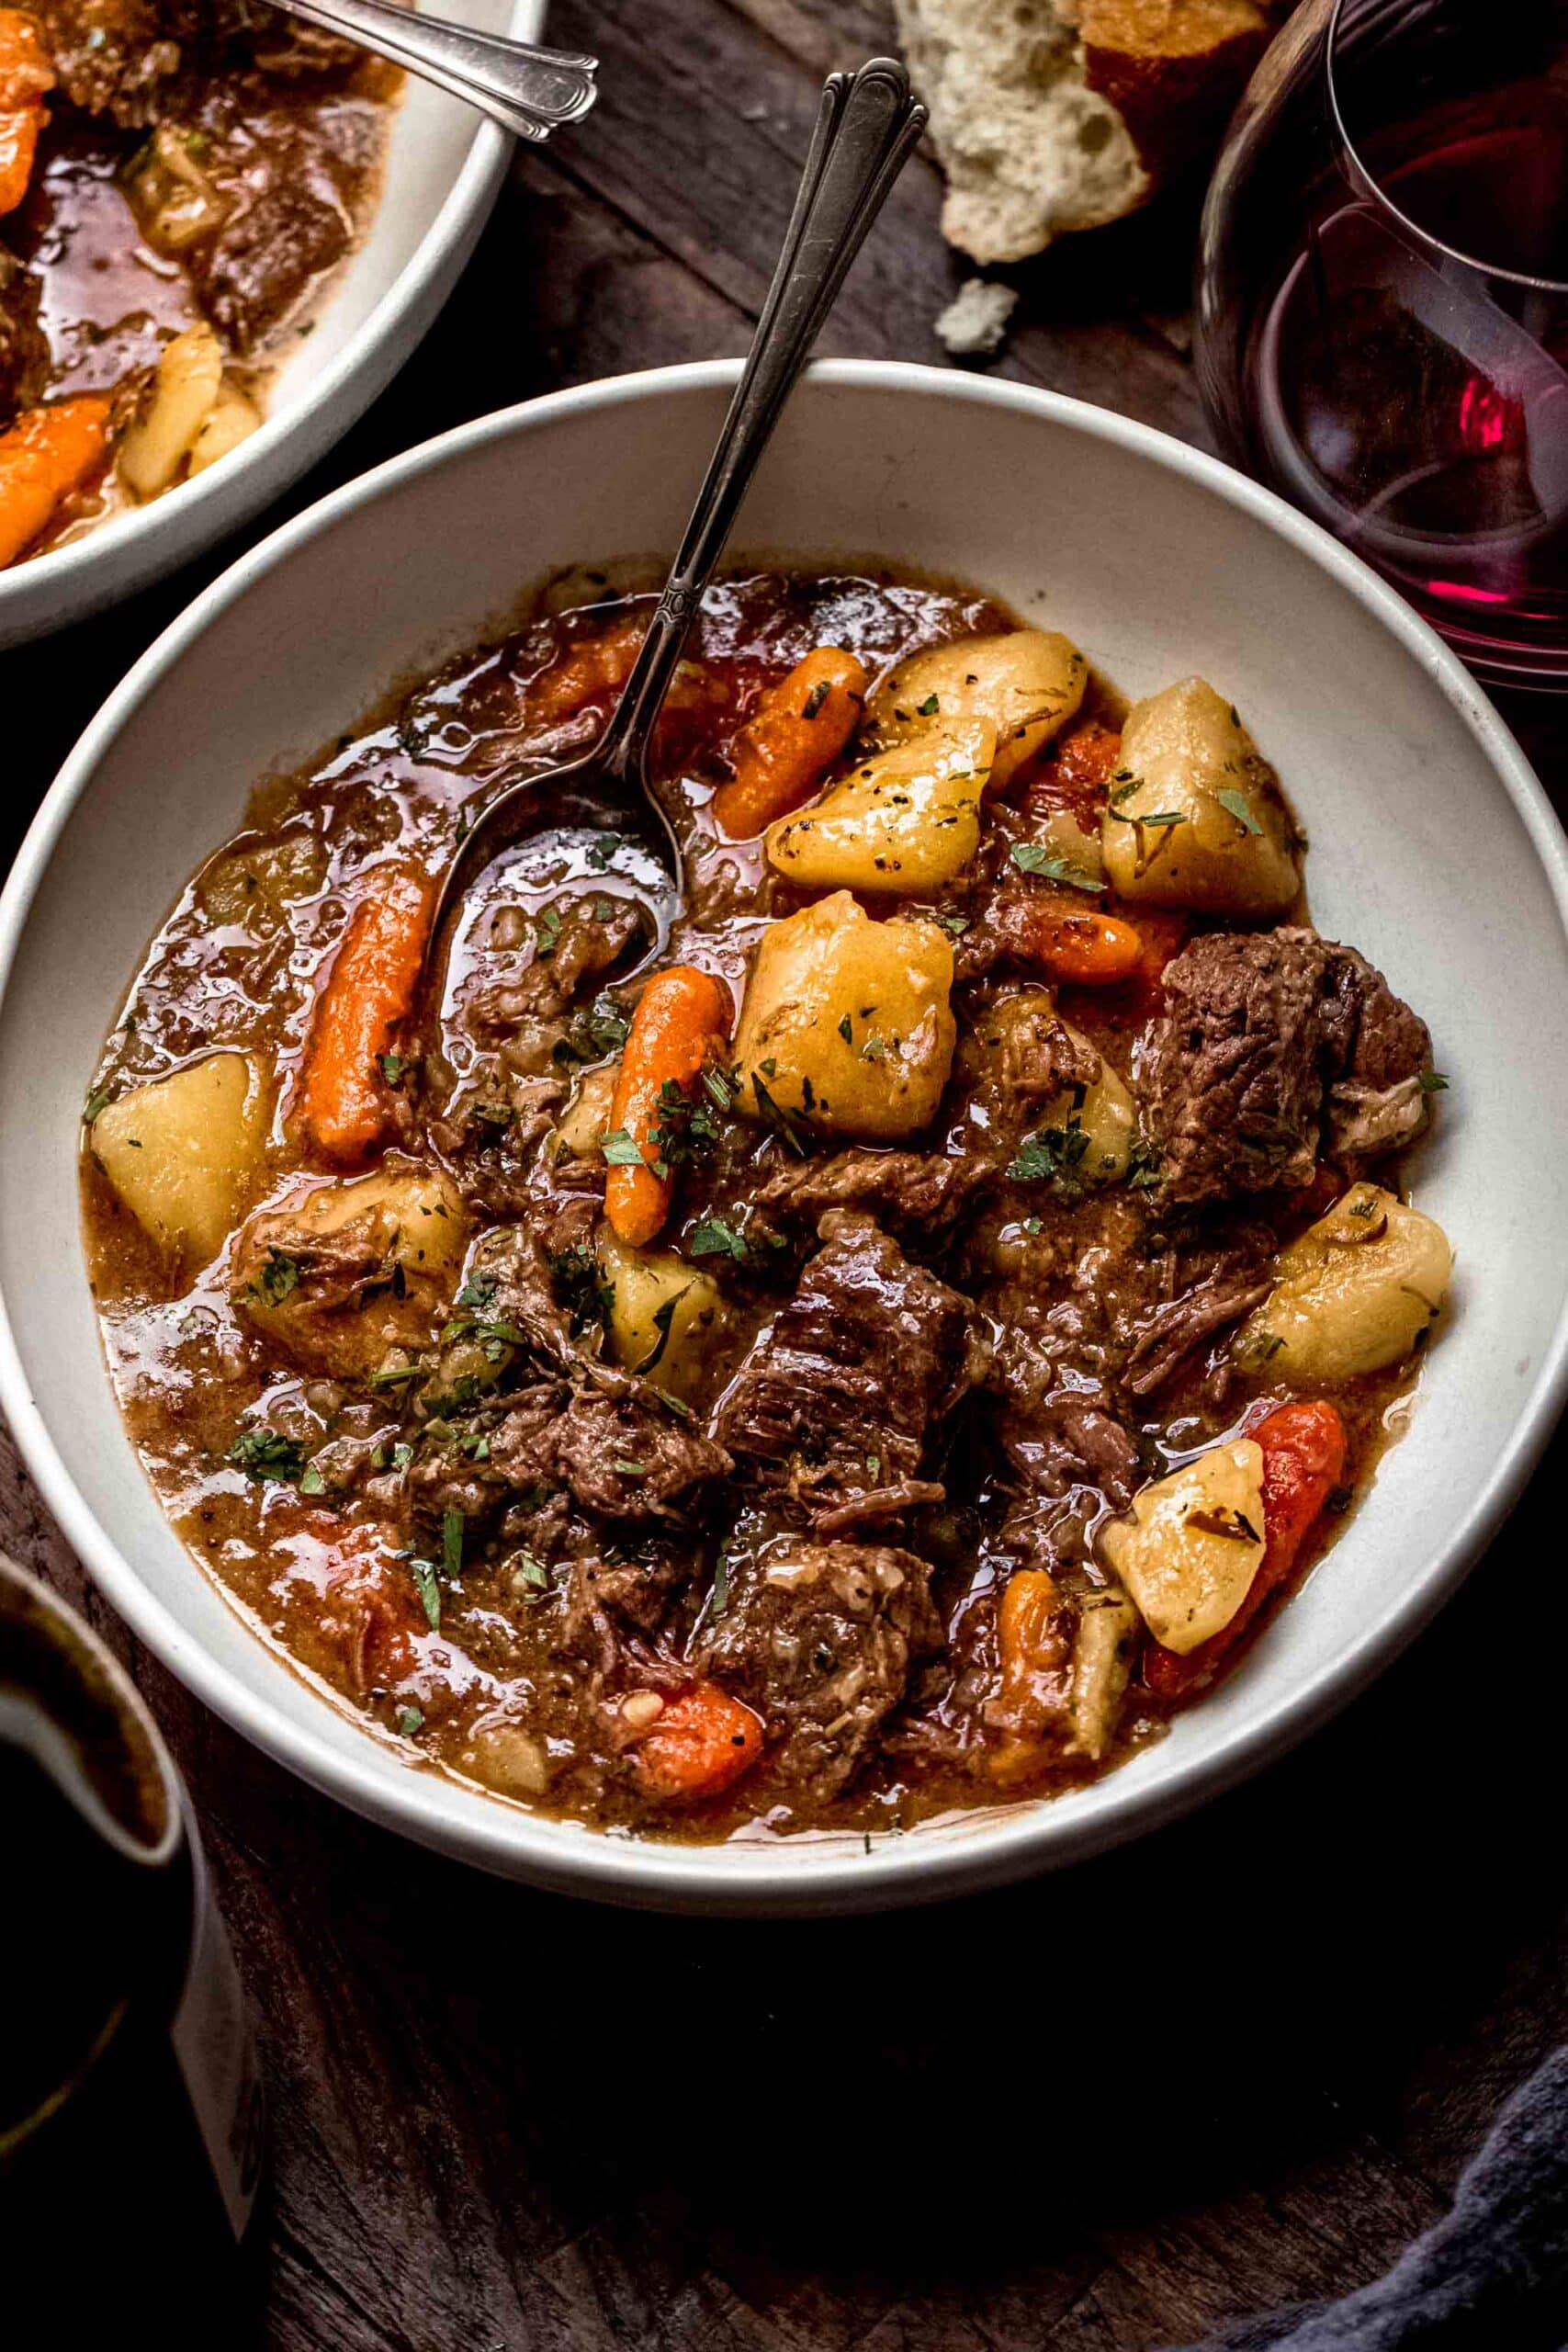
[3,356,1566,1913]
[0,0,538,647]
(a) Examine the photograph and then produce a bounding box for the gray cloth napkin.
[1170,2048,1568,2350]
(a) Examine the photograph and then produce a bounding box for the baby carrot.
[1011,899,1145,986]
[604,964,731,1247]
[298,868,434,1164]
[1145,1400,1348,1702]
[711,646,869,838]
[631,1682,764,1804]
[0,8,51,217]
[0,397,112,568]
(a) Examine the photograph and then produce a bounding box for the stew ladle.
[419,56,927,1023]
[263,0,598,142]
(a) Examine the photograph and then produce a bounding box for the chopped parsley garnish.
[456,1270,498,1312]
[555,995,631,1066]
[635,1290,687,1375]
[838,1014,854,1044]
[511,1551,550,1596]
[601,1127,648,1167]
[586,832,624,871]
[1214,786,1262,835]
[917,692,941,717]
[299,1464,327,1497]
[1008,1119,1090,1185]
[750,1072,809,1157]
[442,1506,465,1581]
[395,1705,424,1737]
[378,1051,406,1087]
[409,1555,441,1632]
[547,1239,614,1335]
[251,1247,300,1306]
[226,1429,305,1483]
[1010,842,1105,891]
[469,1101,513,1134]
[1126,1138,1162,1192]
[689,1216,749,1262]
[83,1083,113,1123]
[534,903,563,957]
[1418,1070,1449,1093]
[649,1078,722,1169]
[936,912,970,935]
[802,677,831,720]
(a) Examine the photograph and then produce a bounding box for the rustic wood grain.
[4,1,1566,2345]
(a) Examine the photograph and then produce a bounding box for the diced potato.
[599,1232,728,1399]
[92,1052,269,1270]
[1101,677,1300,916]
[188,383,262,476]
[1235,1182,1452,1382]
[118,324,224,499]
[868,630,1088,787]
[731,892,957,1142]
[764,720,994,896]
[231,1165,466,1378]
[1068,1589,1140,1759]
[554,1062,618,1164]
[1041,1021,1136,1182]
[1100,1441,1267,1655]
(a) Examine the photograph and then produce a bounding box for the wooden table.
[7,5,1565,2345]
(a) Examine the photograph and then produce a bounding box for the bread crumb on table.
[935,278,1019,358]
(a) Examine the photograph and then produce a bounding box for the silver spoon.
[421,56,927,1022]
[265,0,598,143]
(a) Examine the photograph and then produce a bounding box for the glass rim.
[1325,0,1568,297]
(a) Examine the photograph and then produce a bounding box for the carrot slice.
[604,963,731,1247]
[631,1682,764,1803]
[711,646,869,838]
[1145,1400,1348,1701]
[1010,899,1145,986]
[0,397,112,568]
[298,868,434,1164]
[0,8,51,218]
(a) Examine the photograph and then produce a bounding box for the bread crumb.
[935,278,1019,357]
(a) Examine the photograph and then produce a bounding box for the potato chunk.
[92,1053,268,1270]
[1236,1182,1452,1383]
[231,1164,466,1380]
[1042,1022,1136,1182]
[553,1062,618,1165]
[731,892,956,1141]
[764,720,993,896]
[1102,678,1300,916]
[118,323,224,499]
[599,1233,728,1400]
[867,630,1087,787]
[1100,1441,1268,1655]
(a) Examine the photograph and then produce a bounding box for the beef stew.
[0,2,396,566]
[81,568,1453,1840]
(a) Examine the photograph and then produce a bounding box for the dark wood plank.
[6,2,1567,2346]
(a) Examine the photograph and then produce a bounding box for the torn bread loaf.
[895,0,1283,264]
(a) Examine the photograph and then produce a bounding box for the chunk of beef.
[413,1378,728,1532]
[0,253,48,422]
[33,2,345,122]
[754,1147,979,1241]
[1122,1247,1273,1397]
[700,1538,942,1795]
[192,164,353,352]
[1142,928,1432,1208]
[716,1208,989,1526]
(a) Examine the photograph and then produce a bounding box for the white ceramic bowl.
[0,0,539,650]
[3,361,1565,1914]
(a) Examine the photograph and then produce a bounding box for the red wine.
[1244,82,1568,672]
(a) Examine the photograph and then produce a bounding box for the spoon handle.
[596,58,926,781]
[265,0,598,143]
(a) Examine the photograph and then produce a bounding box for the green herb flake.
[1010,842,1106,891]
[1214,786,1263,835]
[535,904,563,957]
[838,1014,853,1044]
[1008,1119,1091,1185]
[801,677,831,720]
[442,1506,465,1582]
[251,1247,300,1306]
[395,1704,424,1737]
[1418,1070,1450,1094]
[917,693,941,717]
[299,1464,326,1498]
[409,1556,441,1632]
[84,1084,113,1124]
[226,1429,305,1484]
[586,832,624,872]
[379,1051,406,1087]
[601,1127,647,1167]
[689,1216,749,1262]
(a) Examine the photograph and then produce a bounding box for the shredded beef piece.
[700,1539,942,1795]
[544,1392,730,1522]
[1122,1263,1273,1397]
[716,1208,988,1526]
[32,1,346,122]
[754,1148,979,1240]
[442,1204,608,1388]
[1142,928,1432,1208]
[0,253,48,422]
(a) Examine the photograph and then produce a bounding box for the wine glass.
[1195,0,1568,690]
